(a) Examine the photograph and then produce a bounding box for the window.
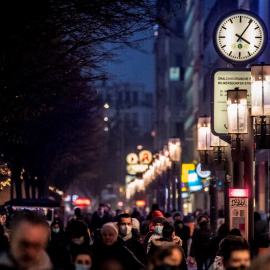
[133,91,138,105]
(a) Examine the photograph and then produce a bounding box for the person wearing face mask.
[117,213,147,266]
[189,215,211,270]
[143,216,168,256]
[91,222,145,270]
[173,212,190,258]
[74,249,93,270]
[67,220,92,262]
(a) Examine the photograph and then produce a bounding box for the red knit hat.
[151,210,163,220]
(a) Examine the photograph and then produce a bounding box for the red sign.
[74,198,91,206]
[136,200,146,206]
[229,189,249,197]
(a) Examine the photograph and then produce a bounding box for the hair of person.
[196,214,208,224]
[217,223,229,237]
[254,211,261,222]
[148,244,184,270]
[164,212,172,218]
[74,207,82,216]
[219,235,249,261]
[228,228,242,237]
[9,211,49,235]
[162,222,175,238]
[117,213,131,224]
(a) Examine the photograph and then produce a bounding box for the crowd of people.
[0,203,269,270]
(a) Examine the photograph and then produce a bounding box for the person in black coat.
[117,213,147,266]
[190,215,211,270]
[92,222,145,270]
[173,212,190,258]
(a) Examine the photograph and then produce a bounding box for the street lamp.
[251,64,270,148]
[197,116,212,169]
[168,138,182,211]
[227,88,248,161]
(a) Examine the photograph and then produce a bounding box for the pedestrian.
[219,235,250,270]
[189,215,211,270]
[66,219,92,261]
[0,211,53,270]
[73,248,93,270]
[91,222,145,270]
[148,221,187,270]
[209,223,229,266]
[0,223,9,253]
[143,216,168,255]
[117,213,147,266]
[254,211,269,255]
[173,212,190,258]
[147,244,186,270]
[90,203,113,233]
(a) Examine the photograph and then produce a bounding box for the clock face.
[213,10,268,64]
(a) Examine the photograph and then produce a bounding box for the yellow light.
[104,117,108,121]
[182,187,186,191]
[104,103,109,109]
[104,127,109,132]
[204,187,209,192]
[137,145,143,150]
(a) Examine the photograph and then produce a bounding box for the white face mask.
[120,225,132,236]
[72,236,84,245]
[75,264,91,270]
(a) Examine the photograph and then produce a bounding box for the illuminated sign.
[229,189,249,197]
[127,164,149,174]
[196,163,211,178]
[118,201,124,207]
[187,170,202,192]
[126,153,138,164]
[126,150,152,174]
[136,200,146,206]
[74,198,91,206]
[182,163,195,183]
[138,150,152,164]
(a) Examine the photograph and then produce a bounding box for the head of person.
[152,210,164,220]
[9,211,50,269]
[132,218,140,232]
[172,212,183,223]
[74,207,82,217]
[148,244,184,270]
[219,235,250,269]
[154,217,168,235]
[69,220,89,246]
[162,222,175,238]
[196,215,209,230]
[74,249,92,270]
[229,228,242,237]
[97,203,106,217]
[117,213,132,236]
[217,223,230,238]
[254,211,261,222]
[50,220,63,234]
[101,222,118,246]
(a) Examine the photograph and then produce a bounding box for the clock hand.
[237,19,253,42]
[235,34,250,44]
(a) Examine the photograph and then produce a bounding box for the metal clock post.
[212,9,268,246]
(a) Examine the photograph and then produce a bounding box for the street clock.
[213,10,268,66]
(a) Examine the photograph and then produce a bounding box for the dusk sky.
[105,31,155,93]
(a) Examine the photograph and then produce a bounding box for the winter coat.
[148,236,188,270]
[92,241,145,270]
[190,227,211,261]
[117,234,148,265]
